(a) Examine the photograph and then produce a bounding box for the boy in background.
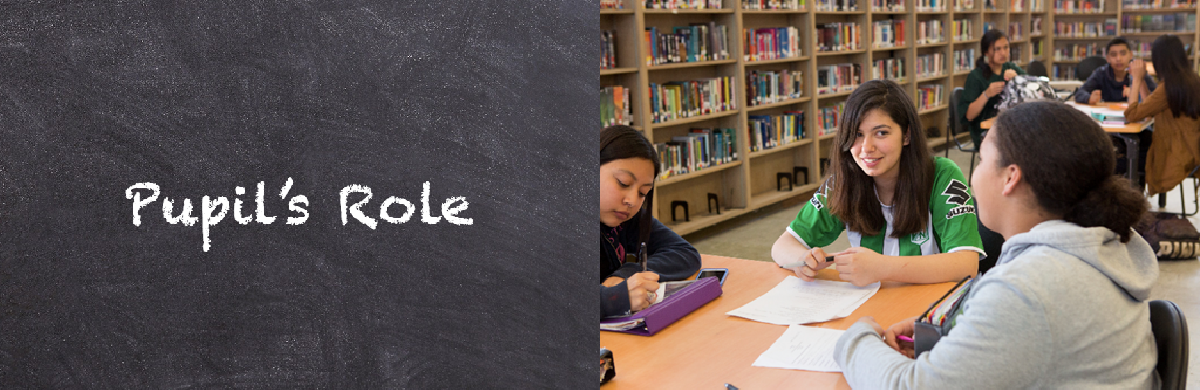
[1075,37,1156,105]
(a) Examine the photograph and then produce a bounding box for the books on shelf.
[815,0,859,11]
[872,0,905,11]
[1009,22,1023,41]
[953,19,972,41]
[954,48,976,72]
[1011,0,1026,10]
[1053,0,1107,13]
[649,77,737,123]
[816,102,846,136]
[657,128,739,179]
[601,0,628,9]
[982,21,997,33]
[917,20,945,45]
[744,27,802,62]
[917,84,944,111]
[917,53,945,78]
[1053,42,1103,61]
[873,19,907,48]
[1032,17,1044,35]
[645,23,731,66]
[954,0,975,11]
[817,23,862,51]
[1052,64,1078,80]
[1031,0,1045,9]
[743,0,807,9]
[602,30,618,69]
[748,113,805,151]
[1121,14,1196,33]
[747,69,804,106]
[817,63,862,95]
[985,0,998,10]
[872,57,906,82]
[644,0,724,9]
[1010,46,1023,62]
[1053,20,1117,37]
[1121,0,1194,8]
[602,86,634,127]
[916,0,946,11]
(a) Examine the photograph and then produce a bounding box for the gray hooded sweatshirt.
[834,220,1160,389]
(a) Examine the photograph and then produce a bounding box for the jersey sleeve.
[786,180,846,249]
[929,157,985,258]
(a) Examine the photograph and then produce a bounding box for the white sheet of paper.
[753,325,845,372]
[726,276,880,325]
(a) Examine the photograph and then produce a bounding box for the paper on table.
[753,325,845,372]
[726,276,880,325]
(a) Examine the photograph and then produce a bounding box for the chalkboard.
[0,1,595,387]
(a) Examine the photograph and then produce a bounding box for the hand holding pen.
[778,247,837,282]
[883,315,920,359]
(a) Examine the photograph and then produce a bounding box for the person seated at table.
[600,125,701,317]
[959,30,1025,149]
[834,101,1158,389]
[1074,37,1156,105]
[771,80,985,287]
[1125,34,1200,198]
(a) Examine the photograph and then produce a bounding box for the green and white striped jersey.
[785,157,985,258]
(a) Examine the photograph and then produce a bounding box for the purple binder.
[600,276,723,336]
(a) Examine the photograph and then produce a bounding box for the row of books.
[602,86,634,127]
[1051,65,1078,80]
[644,0,724,9]
[984,0,998,9]
[602,30,618,70]
[1032,17,1044,35]
[1009,22,1024,41]
[954,0,976,11]
[1121,0,1194,8]
[744,27,802,62]
[1052,42,1104,61]
[1010,45,1023,62]
[815,0,859,12]
[817,63,862,95]
[916,84,944,112]
[1033,40,1044,57]
[649,77,738,123]
[816,102,846,136]
[1054,0,1107,13]
[645,24,731,66]
[1030,0,1046,9]
[742,0,806,9]
[817,23,862,52]
[1011,0,1027,10]
[749,113,805,152]
[601,0,628,8]
[872,0,905,11]
[1054,20,1117,37]
[871,57,906,83]
[1121,14,1197,33]
[915,0,947,11]
[982,21,997,34]
[952,19,971,42]
[746,69,804,106]
[917,20,945,45]
[873,20,907,48]
[916,53,945,78]
[954,48,977,72]
[656,128,738,179]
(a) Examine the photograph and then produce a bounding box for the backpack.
[996,75,1058,111]
[1135,212,1200,260]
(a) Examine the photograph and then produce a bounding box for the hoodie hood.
[997,220,1158,301]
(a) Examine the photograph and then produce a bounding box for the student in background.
[835,102,1158,389]
[959,30,1025,149]
[771,80,984,287]
[600,125,701,317]
[1125,34,1200,198]
[1075,37,1156,105]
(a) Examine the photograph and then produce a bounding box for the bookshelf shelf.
[1053,12,1119,16]
[1123,31,1196,36]
[917,42,949,48]
[872,45,911,51]
[1120,7,1197,13]
[746,96,812,112]
[953,39,982,44]
[818,133,839,140]
[954,69,971,75]
[919,104,949,115]
[744,56,811,66]
[648,59,739,70]
[643,8,737,14]
[601,8,636,14]
[741,9,808,13]
[601,67,639,76]
[916,10,951,14]
[917,74,950,82]
[1010,39,1029,43]
[873,10,910,14]
[663,207,749,236]
[750,183,821,210]
[814,10,868,14]
[817,90,855,99]
[747,138,814,159]
[656,160,744,187]
[816,49,869,56]
[653,109,741,128]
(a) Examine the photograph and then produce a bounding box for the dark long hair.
[1150,35,1200,119]
[976,30,1009,76]
[991,102,1147,242]
[600,125,661,244]
[829,80,934,237]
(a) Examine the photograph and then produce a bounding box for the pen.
[778,255,835,269]
[897,335,914,343]
[640,242,648,273]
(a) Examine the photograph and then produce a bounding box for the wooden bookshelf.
[1045,0,1200,80]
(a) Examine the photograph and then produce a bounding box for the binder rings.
[601,275,723,336]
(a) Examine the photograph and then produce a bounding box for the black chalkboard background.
[0,1,594,387]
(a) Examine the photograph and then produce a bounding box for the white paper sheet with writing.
[753,325,845,372]
[725,276,880,325]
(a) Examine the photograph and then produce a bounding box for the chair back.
[1075,56,1107,82]
[1149,300,1189,390]
[1028,60,1048,77]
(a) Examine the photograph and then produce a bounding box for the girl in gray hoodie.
[834,101,1160,389]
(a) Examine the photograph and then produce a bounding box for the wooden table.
[600,255,956,389]
[980,102,1151,189]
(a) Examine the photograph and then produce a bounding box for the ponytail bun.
[1062,176,1148,242]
